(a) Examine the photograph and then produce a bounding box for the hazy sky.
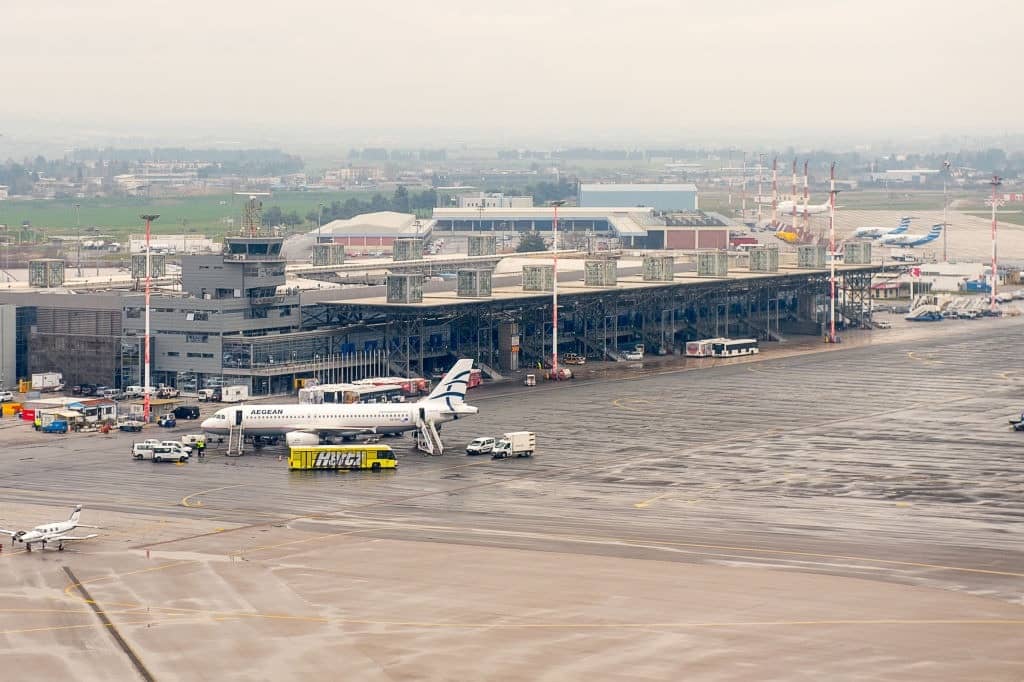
[2,0,1021,145]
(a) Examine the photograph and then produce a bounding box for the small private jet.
[0,505,99,552]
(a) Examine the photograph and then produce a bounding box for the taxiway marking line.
[633,492,672,509]
[181,484,248,508]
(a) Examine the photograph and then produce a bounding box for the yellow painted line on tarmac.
[63,560,197,599]
[633,492,672,509]
[0,621,156,637]
[181,484,247,508]
[612,397,653,411]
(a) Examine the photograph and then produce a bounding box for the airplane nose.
[200,418,215,430]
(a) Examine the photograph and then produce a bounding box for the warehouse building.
[318,211,434,254]
[578,183,699,211]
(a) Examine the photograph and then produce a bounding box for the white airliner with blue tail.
[852,216,912,240]
[201,359,478,454]
[879,223,943,248]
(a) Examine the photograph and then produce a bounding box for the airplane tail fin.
[893,216,911,234]
[424,359,474,405]
[69,505,82,524]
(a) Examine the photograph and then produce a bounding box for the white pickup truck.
[491,432,536,459]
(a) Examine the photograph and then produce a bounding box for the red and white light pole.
[990,175,1001,312]
[828,163,838,343]
[771,157,778,226]
[140,213,159,422]
[550,200,565,378]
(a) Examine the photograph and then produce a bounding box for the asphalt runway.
[1,316,1022,680]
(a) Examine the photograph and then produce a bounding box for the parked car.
[623,350,644,361]
[173,405,201,420]
[157,413,177,428]
[562,353,586,365]
[41,420,69,434]
[875,320,892,329]
[0,390,14,402]
[118,420,144,432]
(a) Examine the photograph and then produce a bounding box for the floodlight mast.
[550,200,566,378]
[990,175,1001,312]
[828,163,838,344]
[140,213,159,422]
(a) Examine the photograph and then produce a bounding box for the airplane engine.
[285,431,320,447]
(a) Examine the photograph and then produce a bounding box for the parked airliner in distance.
[852,216,912,239]
[0,505,99,552]
[880,223,943,248]
[201,359,479,450]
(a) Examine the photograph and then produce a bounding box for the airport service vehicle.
[197,389,216,402]
[201,360,479,455]
[467,368,483,389]
[875,320,892,329]
[710,339,760,358]
[41,420,68,434]
[162,440,193,455]
[123,385,145,398]
[101,388,124,400]
[524,374,537,387]
[0,390,13,402]
[157,413,177,428]
[133,441,189,462]
[685,338,728,358]
[491,431,536,459]
[466,437,496,456]
[905,306,943,322]
[180,434,205,446]
[157,384,180,399]
[562,353,586,365]
[288,444,397,471]
[118,420,144,432]
[174,405,200,420]
[220,385,248,403]
[31,372,64,393]
[623,350,644,361]
[0,505,98,552]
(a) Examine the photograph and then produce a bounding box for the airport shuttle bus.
[710,338,760,358]
[288,444,398,471]
[685,338,728,358]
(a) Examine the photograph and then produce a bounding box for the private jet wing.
[49,533,98,542]
[0,528,17,537]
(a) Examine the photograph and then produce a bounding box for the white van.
[133,442,189,462]
[124,385,144,398]
[466,437,495,456]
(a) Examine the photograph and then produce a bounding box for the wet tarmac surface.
[1,316,1022,679]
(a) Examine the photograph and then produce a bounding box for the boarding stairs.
[226,425,246,457]
[415,419,444,456]
[474,361,504,381]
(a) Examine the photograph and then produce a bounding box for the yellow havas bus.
[288,444,398,471]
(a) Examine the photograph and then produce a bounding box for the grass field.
[965,211,1024,226]
[0,191,374,238]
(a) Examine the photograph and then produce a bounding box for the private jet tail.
[69,505,82,524]
[423,359,474,407]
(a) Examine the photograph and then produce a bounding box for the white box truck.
[491,431,536,459]
[32,372,65,392]
[220,385,249,403]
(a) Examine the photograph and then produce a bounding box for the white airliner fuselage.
[200,359,479,447]
[776,199,830,215]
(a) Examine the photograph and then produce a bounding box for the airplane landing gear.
[58,544,65,552]
[25,543,31,552]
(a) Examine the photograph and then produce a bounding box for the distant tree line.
[281,186,440,226]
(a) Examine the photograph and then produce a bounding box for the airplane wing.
[0,528,18,537]
[50,533,98,542]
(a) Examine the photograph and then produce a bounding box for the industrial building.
[578,183,699,211]
[0,196,878,395]
[318,211,434,253]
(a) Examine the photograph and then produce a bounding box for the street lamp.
[140,213,160,422]
[549,200,566,378]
